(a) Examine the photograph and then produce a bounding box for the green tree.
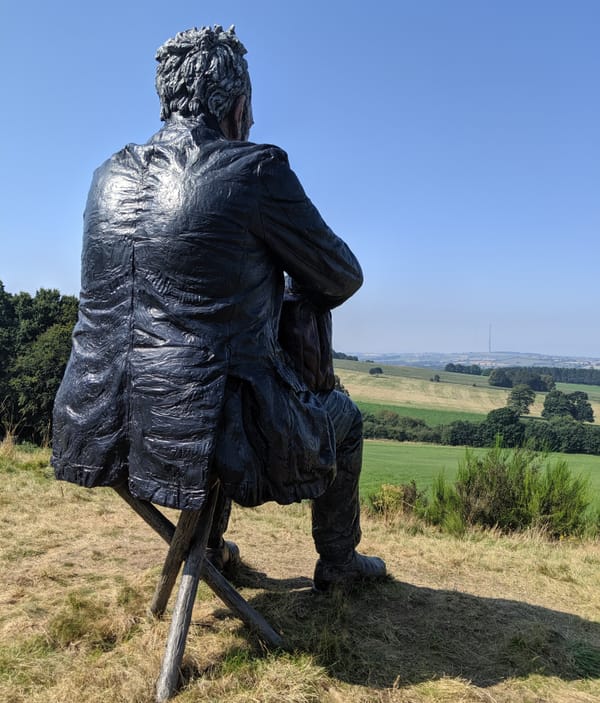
[568,391,594,423]
[13,288,64,352]
[0,282,16,392]
[507,384,536,415]
[10,323,73,443]
[542,389,594,423]
[488,368,512,388]
[547,416,586,453]
[480,407,524,447]
[542,390,573,419]
[0,283,78,442]
[540,374,556,392]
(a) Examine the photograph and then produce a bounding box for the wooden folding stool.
[113,481,284,702]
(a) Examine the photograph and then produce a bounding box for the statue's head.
[155,25,252,140]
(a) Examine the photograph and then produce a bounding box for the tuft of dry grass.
[1,446,600,702]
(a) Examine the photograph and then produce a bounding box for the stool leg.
[155,489,219,702]
[113,483,175,543]
[201,559,284,649]
[151,510,202,618]
[113,485,285,649]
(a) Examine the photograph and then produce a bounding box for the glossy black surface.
[52,114,362,510]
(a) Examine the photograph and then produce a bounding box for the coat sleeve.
[253,147,363,310]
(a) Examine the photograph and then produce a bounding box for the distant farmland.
[333,359,600,509]
[334,359,600,423]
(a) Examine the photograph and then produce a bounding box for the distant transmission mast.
[488,324,492,353]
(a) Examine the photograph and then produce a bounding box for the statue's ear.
[220,95,247,141]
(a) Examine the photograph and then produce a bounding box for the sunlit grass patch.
[46,589,142,652]
[2,443,600,701]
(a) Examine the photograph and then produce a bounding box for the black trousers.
[209,389,363,563]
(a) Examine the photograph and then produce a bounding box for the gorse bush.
[422,472,465,537]
[369,481,426,521]
[371,445,592,538]
[428,446,591,538]
[534,459,590,537]
[454,446,540,531]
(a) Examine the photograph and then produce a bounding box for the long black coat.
[52,114,363,510]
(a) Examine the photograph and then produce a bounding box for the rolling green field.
[555,381,600,404]
[338,359,600,510]
[360,439,600,510]
[356,400,485,425]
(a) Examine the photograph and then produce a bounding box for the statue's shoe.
[206,540,241,573]
[313,551,386,593]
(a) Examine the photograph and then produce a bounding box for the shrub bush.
[534,459,590,537]
[369,481,427,520]
[420,472,465,536]
[454,446,540,531]
[422,446,591,538]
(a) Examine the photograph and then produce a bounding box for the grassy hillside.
[2,445,600,702]
[335,363,512,415]
[335,360,600,424]
[335,359,487,385]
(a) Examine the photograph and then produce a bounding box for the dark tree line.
[362,411,440,443]
[444,363,482,375]
[527,366,600,386]
[440,409,600,455]
[0,281,78,443]
[363,401,600,456]
[488,367,556,391]
[332,350,359,361]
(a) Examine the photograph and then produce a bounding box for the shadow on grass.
[215,566,600,689]
[227,561,313,591]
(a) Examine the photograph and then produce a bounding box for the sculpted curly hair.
[155,25,251,123]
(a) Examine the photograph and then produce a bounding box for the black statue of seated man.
[51,25,385,591]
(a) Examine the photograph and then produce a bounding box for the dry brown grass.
[336,369,509,414]
[2,445,600,702]
[336,368,600,425]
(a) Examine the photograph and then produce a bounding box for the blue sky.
[1,1,599,357]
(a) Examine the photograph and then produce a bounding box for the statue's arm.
[254,147,363,310]
[278,283,335,393]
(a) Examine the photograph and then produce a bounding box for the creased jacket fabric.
[52,114,363,510]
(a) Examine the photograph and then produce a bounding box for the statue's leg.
[208,486,232,547]
[205,484,239,571]
[311,390,386,591]
[311,389,363,561]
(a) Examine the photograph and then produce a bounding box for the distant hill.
[350,351,600,370]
